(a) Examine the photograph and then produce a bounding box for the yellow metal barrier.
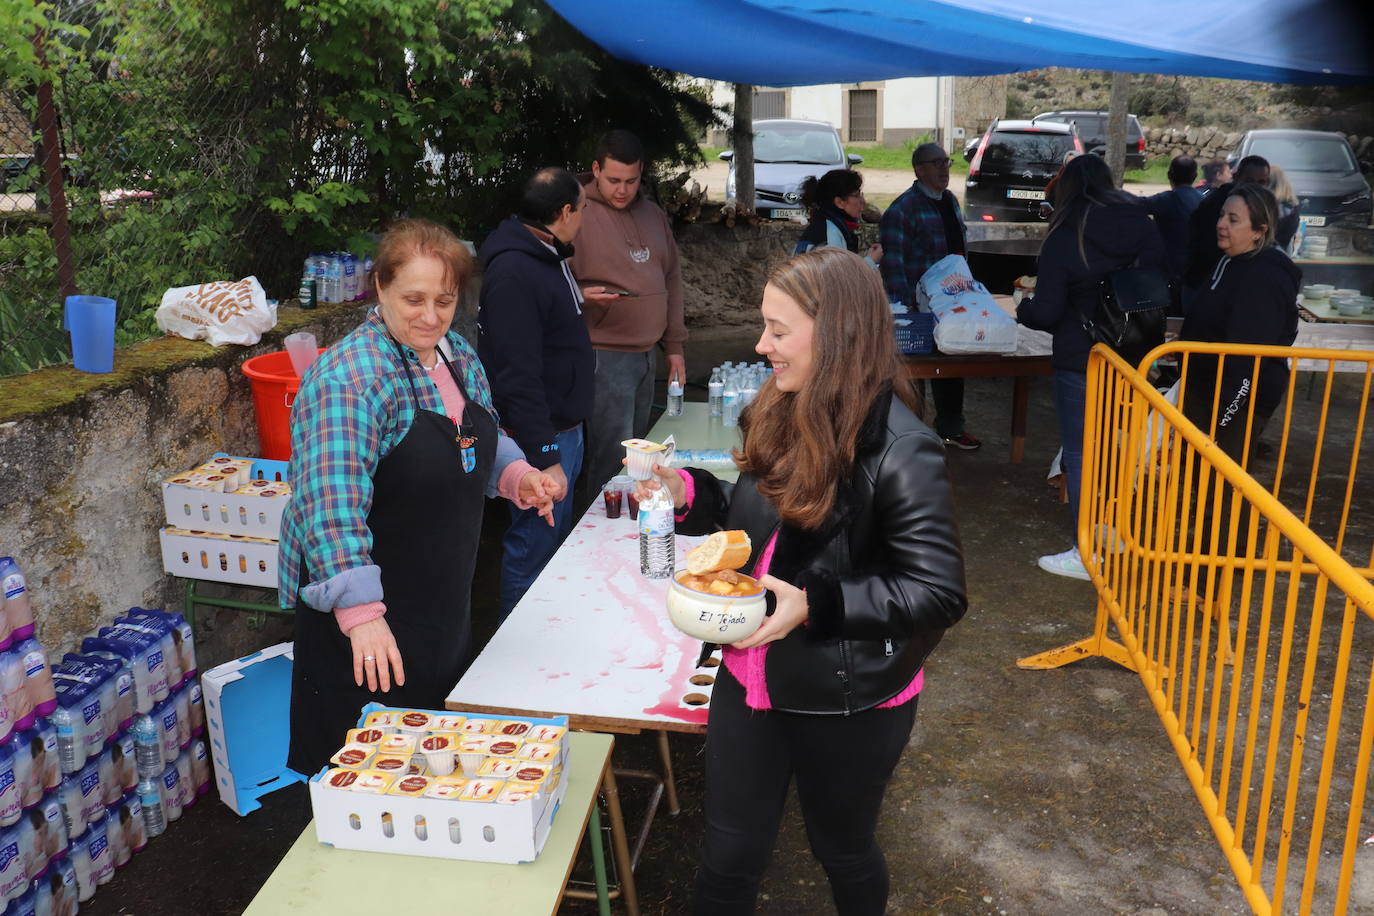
[1019,341,1374,914]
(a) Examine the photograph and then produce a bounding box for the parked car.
[963,120,1082,222]
[1227,129,1372,228]
[720,119,862,219]
[1032,110,1146,171]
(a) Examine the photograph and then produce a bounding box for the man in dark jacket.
[1141,155,1202,310]
[1182,155,1270,294]
[479,168,595,619]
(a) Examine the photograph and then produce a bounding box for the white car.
[720,119,862,219]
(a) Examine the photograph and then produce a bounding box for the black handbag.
[1084,264,1171,367]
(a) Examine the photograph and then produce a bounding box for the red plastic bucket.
[242,350,320,460]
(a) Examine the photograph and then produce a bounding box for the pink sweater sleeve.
[498,459,539,508]
[335,601,386,635]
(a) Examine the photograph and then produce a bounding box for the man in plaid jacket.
[879,143,982,451]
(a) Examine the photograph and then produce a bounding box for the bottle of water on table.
[666,376,684,417]
[638,485,676,580]
[708,368,723,417]
[722,373,739,428]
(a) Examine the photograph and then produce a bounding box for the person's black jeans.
[693,666,918,916]
[930,377,965,439]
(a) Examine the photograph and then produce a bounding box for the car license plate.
[1300,215,1326,226]
[1007,189,1044,201]
[770,208,804,221]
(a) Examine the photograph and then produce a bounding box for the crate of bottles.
[895,313,936,355]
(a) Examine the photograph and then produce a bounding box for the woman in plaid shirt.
[280,220,559,771]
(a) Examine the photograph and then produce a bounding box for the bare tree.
[1106,71,1131,187]
[732,83,754,210]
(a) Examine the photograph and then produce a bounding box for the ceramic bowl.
[665,572,766,642]
[1335,299,1365,317]
[1332,288,1360,299]
[1303,284,1335,300]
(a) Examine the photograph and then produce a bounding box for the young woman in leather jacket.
[637,246,967,915]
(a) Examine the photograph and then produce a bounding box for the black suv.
[1032,110,1146,171]
[963,120,1081,222]
[1227,129,1372,228]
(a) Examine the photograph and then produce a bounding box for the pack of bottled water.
[706,362,772,427]
[0,559,212,911]
[299,251,376,306]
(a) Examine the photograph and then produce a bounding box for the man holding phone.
[571,129,688,487]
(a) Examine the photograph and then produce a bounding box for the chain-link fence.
[1,0,262,376]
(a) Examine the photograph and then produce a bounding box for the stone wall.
[0,301,375,670]
[1142,124,1374,164]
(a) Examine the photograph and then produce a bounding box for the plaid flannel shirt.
[277,310,498,610]
[878,181,965,307]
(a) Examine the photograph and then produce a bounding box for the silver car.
[720,119,862,219]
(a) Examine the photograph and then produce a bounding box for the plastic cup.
[65,296,116,373]
[283,332,319,378]
[627,491,641,518]
[602,484,622,519]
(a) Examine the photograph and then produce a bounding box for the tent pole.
[732,83,755,212]
[1106,72,1131,186]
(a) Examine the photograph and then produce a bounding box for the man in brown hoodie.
[571,130,688,487]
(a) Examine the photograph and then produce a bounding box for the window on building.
[848,89,877,142]
[753,89,785,121]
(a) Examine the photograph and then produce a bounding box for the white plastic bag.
[155,277,277,346]
[916,255,1018,355]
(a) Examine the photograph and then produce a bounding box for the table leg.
[1010,375,1031,464]
[588,801,612,916]
[601,766,640,916]
[655,730,680,816]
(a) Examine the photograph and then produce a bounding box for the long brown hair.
[736,247,918,529]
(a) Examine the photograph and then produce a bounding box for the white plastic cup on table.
[284,331,320,378]
[419,735,455,776]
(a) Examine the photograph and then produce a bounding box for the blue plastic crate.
[895,313,935,355]
[202,642,304,815]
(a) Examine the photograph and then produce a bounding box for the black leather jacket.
[679,388,967,715]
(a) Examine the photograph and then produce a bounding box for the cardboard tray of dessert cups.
[309,704,570,864]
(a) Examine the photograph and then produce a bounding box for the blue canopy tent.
[544,0,1372,85]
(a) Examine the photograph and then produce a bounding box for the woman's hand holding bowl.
[730,574,809,649]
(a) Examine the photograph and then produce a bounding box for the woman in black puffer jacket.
[636,247,966,916]
[1016,154,1166,580]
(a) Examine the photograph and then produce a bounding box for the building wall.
[789,85,842,129]
[883,77,940,134]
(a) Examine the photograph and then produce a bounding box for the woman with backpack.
[1016,154,1167,580]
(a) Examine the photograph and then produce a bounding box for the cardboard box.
[202,642,305,815]
[159,528,279,588]
[309,706,570,864]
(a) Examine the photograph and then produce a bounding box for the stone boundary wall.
[0,300,376,670]
[1142,124,1374,164]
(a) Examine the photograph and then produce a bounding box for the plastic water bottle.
[160,763,182,822]
[131,714,162,779]
[638,485,676,580]
[666,376,684,417]
[50,698,81,775]
[136,777,165,839]
[708,368,723,417]
[0,557,34,644]
[740,372,758,410]
[722,373,740,428]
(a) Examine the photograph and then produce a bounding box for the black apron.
[288,343,497,774]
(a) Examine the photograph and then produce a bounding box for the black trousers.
[930,377,965,439]
[693,666,918,916]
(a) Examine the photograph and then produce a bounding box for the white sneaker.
[1038,547,1091,581]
